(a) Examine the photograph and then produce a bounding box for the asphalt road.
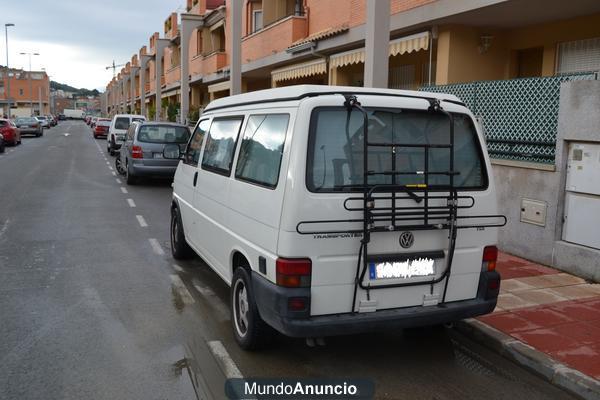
[0,121,577,400]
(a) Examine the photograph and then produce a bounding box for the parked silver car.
[119,121,191,185]
[35,116,50,129]
[15,117,43,137]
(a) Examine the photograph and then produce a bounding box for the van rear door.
[278,98,499,316]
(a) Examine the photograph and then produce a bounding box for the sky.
[1,0,186,92]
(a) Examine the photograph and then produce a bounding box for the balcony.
[202,51,227,75]
[242,15,307,63]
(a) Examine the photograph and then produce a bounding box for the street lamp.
[4,23,15,119]
[20,51,40,116]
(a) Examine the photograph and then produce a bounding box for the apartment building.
[105,0,600,282]
[1,67,50,117]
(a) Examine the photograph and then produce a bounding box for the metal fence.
[421,72,598,164]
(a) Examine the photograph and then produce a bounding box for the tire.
[231,267,273,350]
[115,155,126,176]
[0,143,4,153]
[125,162,137,185]
[170,206,193,260]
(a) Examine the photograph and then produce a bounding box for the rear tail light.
[131,145,143,159]
[276,258,311,288]
[482,245,498,272]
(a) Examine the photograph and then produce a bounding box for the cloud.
[2,0,186,90]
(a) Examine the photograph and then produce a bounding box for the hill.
[50,81,100,98]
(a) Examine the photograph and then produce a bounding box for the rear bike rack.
[296,94,506,313]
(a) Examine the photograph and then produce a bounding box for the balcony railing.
[421,72,599,164]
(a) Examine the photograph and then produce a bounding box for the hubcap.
[233,279,249,337]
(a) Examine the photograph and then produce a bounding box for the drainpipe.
[428,26,438,86]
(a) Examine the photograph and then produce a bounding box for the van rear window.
[307,107,487,192]
[114,117,130,130]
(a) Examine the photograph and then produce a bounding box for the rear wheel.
[170,206,193,259]
[231,267,272,350]
[125,162,137,185]
[115,155,126,175]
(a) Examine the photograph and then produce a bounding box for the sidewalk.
[460,252,600,399]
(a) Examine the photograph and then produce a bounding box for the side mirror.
[163,144,182,160]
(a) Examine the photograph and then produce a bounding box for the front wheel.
[170,206,193,259]
[231,267,272,350]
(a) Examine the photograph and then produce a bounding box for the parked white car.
[107,114,146,155]
[35,116,50,129]
[167,85,505,350]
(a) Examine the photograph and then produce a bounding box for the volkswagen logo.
[399,231,414,249]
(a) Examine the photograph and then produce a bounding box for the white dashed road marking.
[172,264,183,272]
[120,187,128,194]
[136,215,148,227]
[116,178,122,184]
[148,238,165,255]
[111,172,116,176]
[207,341,243,379]
[127,198,136,207]
[169,274,195,305]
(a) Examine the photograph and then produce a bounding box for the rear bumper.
[130,163,177,177]
[19,128,40,134]
[252,271,500,338]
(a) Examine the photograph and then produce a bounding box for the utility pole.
[20,52,40,115]
[4,23,15,119]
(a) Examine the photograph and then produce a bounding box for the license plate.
[369,258,435,280]
[153,153,162,159]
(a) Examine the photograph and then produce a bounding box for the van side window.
[184,119,210,166]
[201,117,243,175]
[235,114,289,188]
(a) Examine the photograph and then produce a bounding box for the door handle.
[193,171,198,187]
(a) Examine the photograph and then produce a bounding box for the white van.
[107,114,146,155]
[167,85,506,349]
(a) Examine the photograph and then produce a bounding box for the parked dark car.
[119,121,191,184]
[93,118,111,139]
[0,119,21,145]
[58,114,66,121]
[15,117,43,137]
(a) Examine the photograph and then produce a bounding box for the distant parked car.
[0,133,5,153]
[46,115,57,126]
[93,118,111,139]
[119,121,190,184]
[0,118,21,145]
[35,116,50,129]
[15,117,43,137]
[107,114,146,156]
[58,114,66,121]
[90,117,99,128]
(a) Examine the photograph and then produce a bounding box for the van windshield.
[307,107,487,192]
[137,125,190,143]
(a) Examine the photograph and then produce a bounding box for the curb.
[455,319,600,400]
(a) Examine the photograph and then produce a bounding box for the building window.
[252,10,263,33]
[557,37,600,74]
[196,30,202,55]
[19,89,24,96]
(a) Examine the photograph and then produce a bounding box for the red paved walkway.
[479,252,600,380]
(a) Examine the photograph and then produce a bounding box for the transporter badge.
[399,231,414,249]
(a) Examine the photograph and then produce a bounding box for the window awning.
[330,31,430,69]
[271,59,327,83]
[208,80,230,93]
